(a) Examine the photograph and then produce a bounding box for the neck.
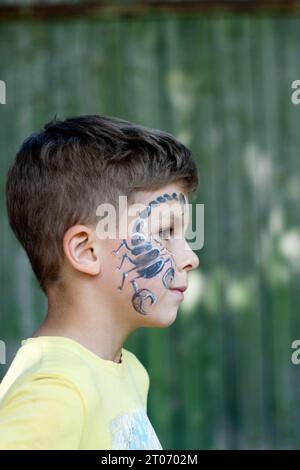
[32,282,136,364]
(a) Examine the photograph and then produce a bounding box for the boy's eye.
[158,227,174,240]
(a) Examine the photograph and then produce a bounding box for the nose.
[174,240,199,272]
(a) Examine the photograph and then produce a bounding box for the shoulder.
[0,369,85,449]
[0,337,90,405]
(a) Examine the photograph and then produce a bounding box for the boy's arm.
[0,374,85,449]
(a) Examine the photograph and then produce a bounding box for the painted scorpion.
[112,192,186,314]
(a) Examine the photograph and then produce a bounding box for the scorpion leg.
[116,253,137,271]
[118,271,128,290]
[118,264,138,290]
[111,239,131,256]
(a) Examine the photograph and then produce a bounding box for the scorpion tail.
[132,289,156,315]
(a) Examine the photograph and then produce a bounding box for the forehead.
[127,183,189,227]
[131,183,188,207]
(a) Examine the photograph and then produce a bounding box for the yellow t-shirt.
[0,336,163,450]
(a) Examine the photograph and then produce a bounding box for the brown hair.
[6,114,198,293]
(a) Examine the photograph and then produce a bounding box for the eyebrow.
[138,192,186,219]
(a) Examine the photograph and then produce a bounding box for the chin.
[156,312,178,328]
[138,304,179,328]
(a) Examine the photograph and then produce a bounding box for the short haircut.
[6,114,198,293]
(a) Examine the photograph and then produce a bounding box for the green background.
[1,1,300,449]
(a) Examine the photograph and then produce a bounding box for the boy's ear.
[63,225,100,276]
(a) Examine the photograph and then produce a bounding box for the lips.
[169,285,187,301]
[169,286,187,293]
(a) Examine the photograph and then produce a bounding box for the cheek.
[134,270,168,300]
[110,237,175,315]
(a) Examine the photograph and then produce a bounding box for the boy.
[0,115,199,449]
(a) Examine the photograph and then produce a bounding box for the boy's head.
[6,115,199,329]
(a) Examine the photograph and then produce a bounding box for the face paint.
[112,192,186,315]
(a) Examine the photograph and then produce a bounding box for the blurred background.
[1,0,300,450]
